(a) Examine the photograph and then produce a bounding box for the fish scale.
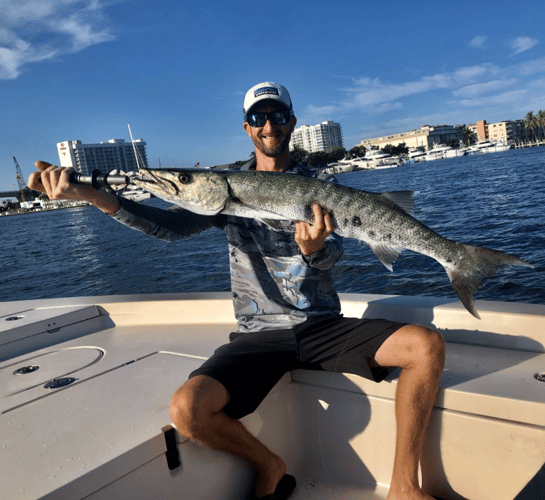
[132,168,533,319]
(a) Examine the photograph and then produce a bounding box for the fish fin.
[381,191,415,215]
[445,244,533,319]
[368,242,404,272]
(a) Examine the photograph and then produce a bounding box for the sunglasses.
[245,110,292,127]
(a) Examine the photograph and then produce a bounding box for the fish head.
[132,168,230,215]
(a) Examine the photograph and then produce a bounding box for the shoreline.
[0,202,91,217]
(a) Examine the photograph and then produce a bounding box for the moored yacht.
[407,148,427,163]
[362,148,403,168]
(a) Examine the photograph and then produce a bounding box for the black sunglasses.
[245,110,292,127]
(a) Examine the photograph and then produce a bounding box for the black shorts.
[189,316,405,419]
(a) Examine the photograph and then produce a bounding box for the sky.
[1,0,544,190]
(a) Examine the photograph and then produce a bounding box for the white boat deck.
[1,293,544,500]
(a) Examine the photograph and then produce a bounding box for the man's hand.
[28,161,121,214]
[295,203,335,256]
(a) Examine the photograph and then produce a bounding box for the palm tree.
[524,112,538,143]
[537,110,545,141]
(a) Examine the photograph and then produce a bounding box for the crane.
[13,156,29,202]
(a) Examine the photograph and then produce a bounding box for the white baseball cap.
[243,82,293,116]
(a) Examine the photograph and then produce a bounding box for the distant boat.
[120,185,152,202]
[322,161,354,174]
[425,143,467,161]
[467,139,512,154]
[407,148,427,163]
[362,148,403,168]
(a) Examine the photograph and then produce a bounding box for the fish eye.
[178,173,191,184]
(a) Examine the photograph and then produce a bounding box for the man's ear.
[290,115,297,132]
[243,121,252,137]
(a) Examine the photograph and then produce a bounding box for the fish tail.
[445,244,533,319]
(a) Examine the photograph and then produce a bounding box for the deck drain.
[5,316,24,321]
[44,377,76,389]
[534,373,545,382]
[14,366,40,375]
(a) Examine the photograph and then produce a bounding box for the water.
[2,148,544,305]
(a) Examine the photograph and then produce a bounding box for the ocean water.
[2,147,544,306]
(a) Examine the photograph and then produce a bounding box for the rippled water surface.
[3,148,544,305]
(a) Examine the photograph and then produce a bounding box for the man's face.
[243,103,296,158]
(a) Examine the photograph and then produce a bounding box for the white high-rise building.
[290,121,343,153]
[57,139,148,175]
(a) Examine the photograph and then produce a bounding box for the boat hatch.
[0,347,104,407]
[0,305,101,362]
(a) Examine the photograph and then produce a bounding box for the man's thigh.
[188,329,300,419]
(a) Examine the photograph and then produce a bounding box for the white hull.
[1,292,544,500]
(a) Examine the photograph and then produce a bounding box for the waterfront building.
[290,121,343,153]
[467,120,528,143]
[57,139,148,175]
[357,124,462,151]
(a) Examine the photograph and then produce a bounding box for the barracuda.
[132,168,533,319]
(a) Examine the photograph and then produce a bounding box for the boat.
[364,149,404,168]
[322,161,354,175]
[407,148,427,163]
[425,144,467,162]
[467,139,513,155]
[119,185,152,202]
[1,292,543,500]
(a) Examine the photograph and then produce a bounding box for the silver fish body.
[132,168,533,318]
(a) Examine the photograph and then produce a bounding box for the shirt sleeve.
[110,196,225,242]
[302,232,344,269]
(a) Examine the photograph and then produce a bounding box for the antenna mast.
[127,124,145,171]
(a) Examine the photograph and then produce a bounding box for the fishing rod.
[69,169,134,189]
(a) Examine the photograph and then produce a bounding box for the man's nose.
[262,117,275,131]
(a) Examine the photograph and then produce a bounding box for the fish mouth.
[134,169,176,194]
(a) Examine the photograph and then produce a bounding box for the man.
[29,82,445,500]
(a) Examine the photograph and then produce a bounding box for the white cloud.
[0,0,117,79]
[452,78,518,99]
[510,36,538,55]
[457,89,528,108]
[469,36,488,48]
[304,63,502,119]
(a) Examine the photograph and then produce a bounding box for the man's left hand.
[295,203,335,256]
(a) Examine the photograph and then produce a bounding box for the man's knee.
[412,325,445,371]
[169,375,230,439]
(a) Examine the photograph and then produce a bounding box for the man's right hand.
[28,161,122,215]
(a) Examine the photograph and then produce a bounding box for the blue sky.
[1,0,544,190]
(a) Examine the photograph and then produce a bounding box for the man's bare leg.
[169,375,285,498]
[372,324,445,500]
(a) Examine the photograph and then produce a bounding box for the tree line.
[524,110,545,141]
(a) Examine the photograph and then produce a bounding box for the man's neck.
[255,149,292,172]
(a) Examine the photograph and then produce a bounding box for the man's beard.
[252,133,291,158]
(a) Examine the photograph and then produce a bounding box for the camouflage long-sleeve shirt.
[111,163,343,333]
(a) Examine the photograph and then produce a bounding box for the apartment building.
[57,138,148,175]
[290,121,343,153]
[467,120,527,143]
[357,124,462,150]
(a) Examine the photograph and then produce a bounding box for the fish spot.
[369,230,376,238]
[352,216,362,227]
[343,218,349,225]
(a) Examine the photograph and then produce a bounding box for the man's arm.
[29,161,222,241]
[28,161,121,214]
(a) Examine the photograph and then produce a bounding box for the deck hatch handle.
[163,427,181,470]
